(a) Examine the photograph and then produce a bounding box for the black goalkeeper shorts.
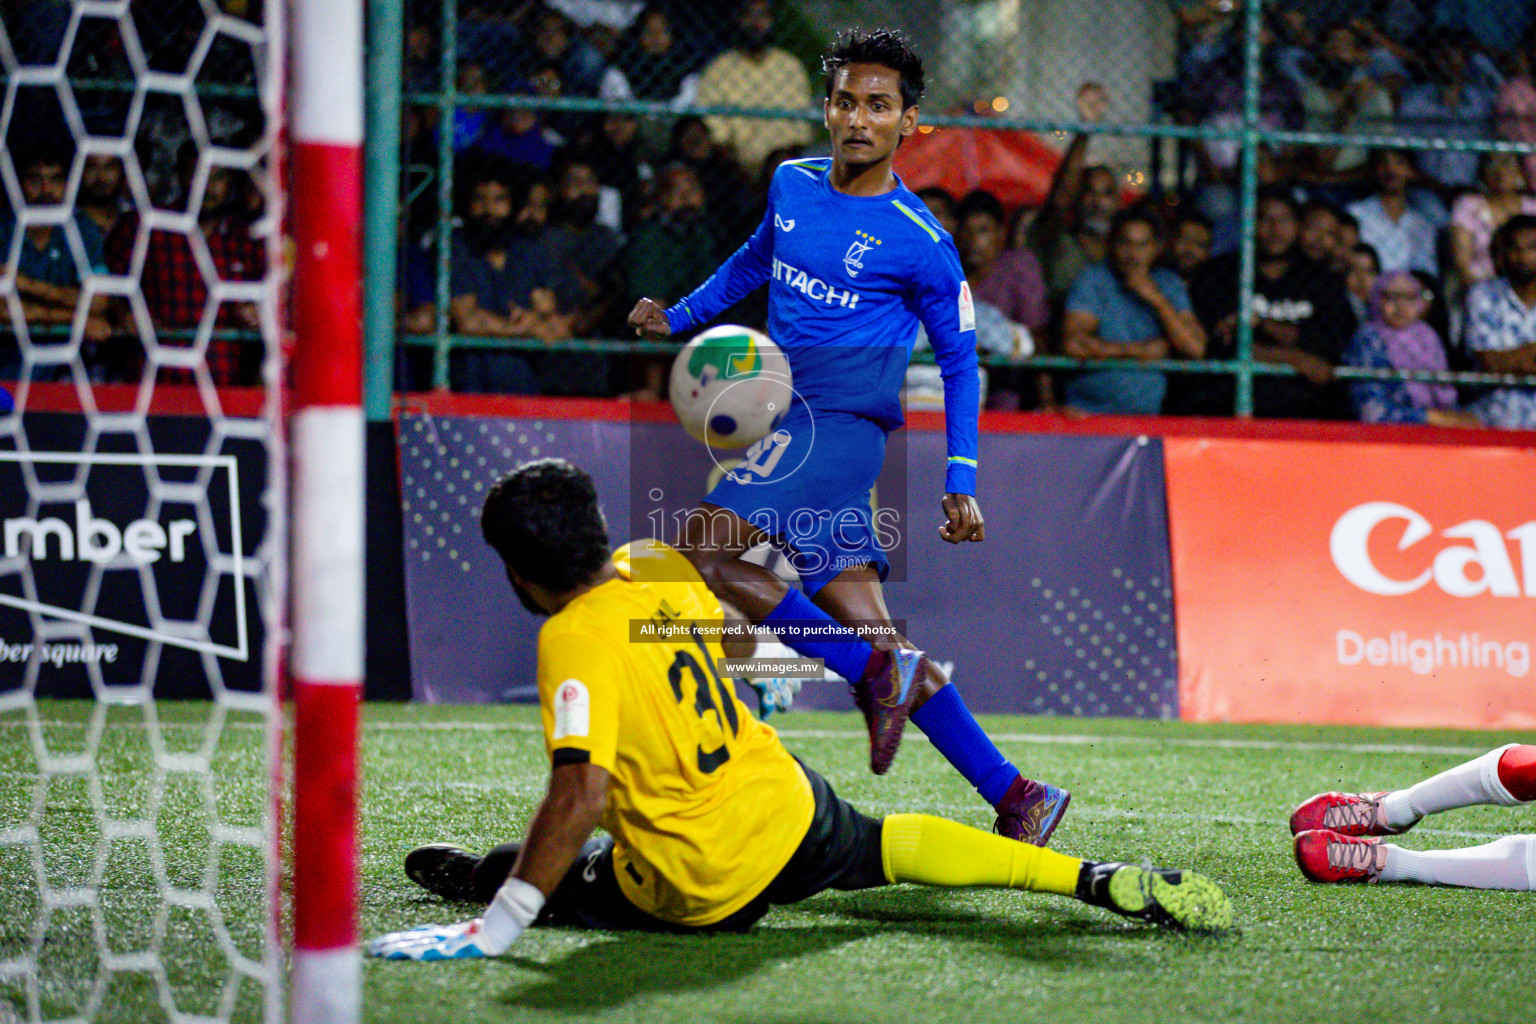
[473,759,886,934]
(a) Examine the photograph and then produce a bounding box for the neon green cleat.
[1076,861,1234,933]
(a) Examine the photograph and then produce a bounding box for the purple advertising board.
[398,412,1176,717]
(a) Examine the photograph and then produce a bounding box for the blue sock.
[910,684,1019,806]
[761,588,874,684]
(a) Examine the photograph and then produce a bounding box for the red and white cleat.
[1294,829,1387,884]
[1289,791,1414,837]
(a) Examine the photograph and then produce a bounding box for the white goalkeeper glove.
[368,876,546,961]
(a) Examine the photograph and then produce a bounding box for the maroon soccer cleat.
[849,648,927,775]
[1289,791,1414,837]
[1294,829,1386,884]
[994,776,1072,847]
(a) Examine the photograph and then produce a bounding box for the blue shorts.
[705,407,890,596]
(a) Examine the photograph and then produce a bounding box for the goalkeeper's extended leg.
[404,838,759,932]
[880,814,1233,933]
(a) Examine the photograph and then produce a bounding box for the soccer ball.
[668,325,793,448]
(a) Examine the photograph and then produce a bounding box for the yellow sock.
[880,813,1082,895]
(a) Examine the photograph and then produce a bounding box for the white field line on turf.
[375,722,1508,758]
[319,769,1533,844]
[1,718,1511,757]
[260,768,1536,844]
[374,721,1502,758]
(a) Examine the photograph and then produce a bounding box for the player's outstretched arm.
[628,297,674,339]
[635,198,778,338]
[368,763,609,961]
[940,493,985,544]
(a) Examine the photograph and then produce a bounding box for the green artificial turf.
[4,701,1533,1023]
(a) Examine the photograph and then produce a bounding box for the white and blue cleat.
[750,674,803,719]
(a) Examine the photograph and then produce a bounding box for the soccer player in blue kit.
[628,29,1071,846]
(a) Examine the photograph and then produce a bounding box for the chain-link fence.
[1,0,270,389]
[383,0,1536,425]
[7,1,1536,424]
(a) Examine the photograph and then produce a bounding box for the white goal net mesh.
[0,1,283,1021]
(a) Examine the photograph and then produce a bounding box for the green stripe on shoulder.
[891,200,940,242]
[948,456,978,467]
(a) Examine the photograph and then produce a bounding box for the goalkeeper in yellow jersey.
[367,460,1231,960]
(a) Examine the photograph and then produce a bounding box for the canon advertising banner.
[0,412,268,700]
[1165,437,1536,729]
[398,412,1178,717]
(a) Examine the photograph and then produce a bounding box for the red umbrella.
[893,125,1144,211]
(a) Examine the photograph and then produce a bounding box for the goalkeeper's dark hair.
[481,459,610,593]
[823,28,924,109]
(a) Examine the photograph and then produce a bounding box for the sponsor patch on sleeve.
[958,281,976,333]
[552,678,591,740]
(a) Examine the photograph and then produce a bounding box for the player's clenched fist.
[939,493,985,544]
[628,298,673,339]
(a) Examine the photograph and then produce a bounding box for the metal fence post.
[364,0,404,420]
[1234,0,1263,418]
[433,0,459,391]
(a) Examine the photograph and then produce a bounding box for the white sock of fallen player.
[1381,744,1525,829]
[1379,835,1536,890]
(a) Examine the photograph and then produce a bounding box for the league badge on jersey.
[958,281,976,332]
[553,678,590,739]
[844,230,880,278]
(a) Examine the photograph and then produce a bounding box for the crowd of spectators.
[898,3,1536,427]
[1148,0,1536,426]
[1,0,268,386]
[0,141,269,387]
[390,0,814,395]
[4,0,1536,427]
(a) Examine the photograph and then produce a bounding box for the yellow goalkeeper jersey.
[536,539,814,926]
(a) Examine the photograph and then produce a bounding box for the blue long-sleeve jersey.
[664,157,980,496]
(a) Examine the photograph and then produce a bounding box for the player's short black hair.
[822,28,924,109]
[956,189,1006,226]
[1351,241,1381,272]
[481,459,610,593]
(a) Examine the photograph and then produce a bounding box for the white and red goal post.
[288,1,366,1021]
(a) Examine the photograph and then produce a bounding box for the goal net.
[0,2,295,1021]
